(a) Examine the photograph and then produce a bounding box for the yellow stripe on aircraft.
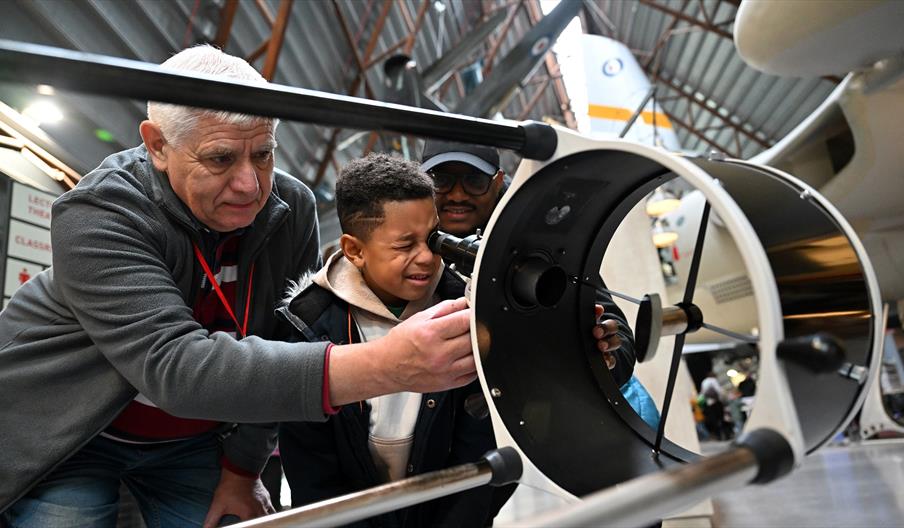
[587,104,673,129]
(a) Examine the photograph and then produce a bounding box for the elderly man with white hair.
[0,46,476,527]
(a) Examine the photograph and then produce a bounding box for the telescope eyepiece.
[427,229,481,276]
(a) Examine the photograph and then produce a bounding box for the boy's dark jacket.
[276,267,515,527]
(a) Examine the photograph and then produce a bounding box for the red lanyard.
[192,242,254,339]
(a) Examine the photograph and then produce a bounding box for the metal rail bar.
[231,455,503,527]
[511,445,759,528]
[0,40,556,159]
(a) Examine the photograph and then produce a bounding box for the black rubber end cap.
[734,428,795,485]
[482,447,523,486]
[519,121,557,160]
[777,332,846,373]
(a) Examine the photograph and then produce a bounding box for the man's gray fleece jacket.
[0,145,328,512]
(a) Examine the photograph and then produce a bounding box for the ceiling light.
[645,187,681,217]
[727,369,739,378]
[652,231,678,248]
[94,129,116,143]
[36,84,55,96]
[652,218,678,248]
[22,100,63,125]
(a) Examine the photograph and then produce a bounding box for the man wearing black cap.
[421,140,505,237]
[420,140,637,387]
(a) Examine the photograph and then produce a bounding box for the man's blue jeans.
[3,432,225,528]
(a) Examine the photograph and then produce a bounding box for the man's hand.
[328,297,475,405]
[593,304,622,370]
[383,297,476,391]
[202,468,275,528]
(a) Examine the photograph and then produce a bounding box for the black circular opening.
[535,265,567,307]
[511,257,566,308]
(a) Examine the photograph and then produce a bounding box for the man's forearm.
[326,342,388,406]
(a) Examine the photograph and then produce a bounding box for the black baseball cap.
[420,140,500,175]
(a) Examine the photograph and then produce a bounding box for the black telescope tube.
[0,39,557,160]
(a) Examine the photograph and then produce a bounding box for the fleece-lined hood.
[291,250,445,324]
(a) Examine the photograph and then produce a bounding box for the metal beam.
[313,0,394,186]
[517,77,550,120]
[638,0,732,40]
[359,0,431,158]
[360,0,395,80]
[213,0,239,49]
[246,39,269,64]
[583,0,618,41]
[649,69,771,149]
[361,0,432,158]
[261,0,294,81]
[333,1,376,99]
[420,8,508,92]
[482,2,522,77]
[660,105,739,158]
[399,0,416,33]
[525,0,577,129]
[364,37,407,69]
[403,0,431,55]
[254,0,275,27]
[639,0,840,84]
[643,0,690,71]
[697,0,712,25]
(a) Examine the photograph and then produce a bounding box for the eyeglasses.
[428,169,497,196]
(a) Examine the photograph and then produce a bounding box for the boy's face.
[342,197,442,306]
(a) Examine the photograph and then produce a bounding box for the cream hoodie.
[311,250,445,482]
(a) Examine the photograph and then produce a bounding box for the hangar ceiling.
[0,0,838,202]
[584,0,839,160]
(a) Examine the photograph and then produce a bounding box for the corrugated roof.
[0,0,836,195]
[584,0,838,159]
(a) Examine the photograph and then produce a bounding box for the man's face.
[347,198,441,306]
[431,161,503,237]
[157,116,276,232]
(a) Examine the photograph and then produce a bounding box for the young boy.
[277,153,512,527]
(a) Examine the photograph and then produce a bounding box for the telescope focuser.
[427,229,481,276]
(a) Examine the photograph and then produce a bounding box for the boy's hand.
[593,304,621,370]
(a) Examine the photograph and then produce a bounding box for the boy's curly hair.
[336,153,435,239]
